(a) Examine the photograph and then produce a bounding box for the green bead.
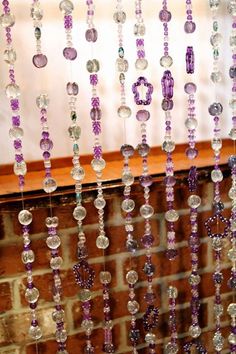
[118,47,124,58]
[213,21,218,32]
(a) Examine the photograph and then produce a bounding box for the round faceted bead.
[73,206,87,221]
[136,109,150,122]
[185,147,198,159]
[25,287,39,303]
[213,332,224,351]
[126,239,138,253]
[189,324,201,338]
[99,271,111,284]
[231,219,236,232]
[113,11,126,23]
[127,300,139,315]
[134,23,146,36]
[165,342,178,354]
[137,143,150,157]
[188,273,201,285]
[162,98,173,111]
[116,58,128,72]
[14,161,27,176]
[21,250,35,264]
[139,175,153,187]
[52,309,65,322]
[94,197,106,210]
[68,125,81,141]
[59,0,74,14]
[122,172,134,186]
[228,0,236,15]
[96,235,109,249]
[71,166,85,181]
[30,3,43,20]
[5,83,20,99]
[81,319,94,332]
[120,144,134,158]
[9,127,23,139]
[121,199,135,212]
[228,248,236,262]
[211,71,223,83]
[227,303,236,316]
[126,270,138,285]
[43,177,57,193]
[55,329,67,343]
[187,194,201,208]
[4,49,16,64]
[228,333,236,345]
[185,118,198,130]
[91,158,106,172]
[208,102,223,116]
[212,237,223,251]
[63,47,77,60]
[184,82,197,94]
[135,58,148,70]
[214,304,224,317]
[36,94,49,109]
[79,289,91,302]
[229,128,236,140]
[66,82,79,95]
[117,105,131,119]
[40,138,53,151]
[162,140,175,153]
[184,21,196,33]
[33,54,48,68]
[18,210,32,225]
[160,55,173,68]
[0,13,15,27]
[85,28,98,42]
[211,137,222,151]
[46,235,61,249]
[29,325,42,340]
[167,286,178,299]
[165,209,179,222]
[159,9,172,22]
[209,0,220,9]
[211,169,223,182]
[145,332,156,344]
[45,216,59,228]
[141,233,154,248]
[86,59,100,73]
[50,256,63,270]
[163,175,176,187]
[229,187,236,199]
[140,204,154,219]
[210,33,222,46]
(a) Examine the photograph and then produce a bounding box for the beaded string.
[0,0,42,347]
[132,1,158,351]
[159,2,179,352]
[59,1,96,352]
[204,1,229,353]
[36,94,68,353]
[30,0,48,68]
[113,1,140,352]
[182,2,206,353]
[85,1,115,353]
[227,2,236,353]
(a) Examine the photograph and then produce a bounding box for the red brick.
[0,282,12,312]
[0,241,24,276]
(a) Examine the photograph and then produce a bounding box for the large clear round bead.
[25,287,39,303]
[52,309,65,322]
[228,248,236,262]
[43,177,57,193]
[127,300,139,315]
[160,55,173,68]
[228,333,236,345]
[55,329,67,343]
[59,0,74,14]
[4,49,16,64]
[99,271,112,284]
[71,166,85,181]
[14,161,27,176]
[96,235,109,249]
[50,256,63,270]
[187,195,201,208]
[227,303,236,316]
[121,199,135,212]
[30,3,43,20]
[135,58,148,70]
[9,127,23,139]
[5,83,20,98]
[46,235,61,249]
[45,216,59,228]
[21,250,35,264]
[29,325,42,340]
[117,105,131,118]
[78,289,91,302]
[214,304,223,317]
[165,209,179,222]
[185,118,197,130]
[18,210,32,225]
[122,172,134,186]
[0,13,15,27]
[213,332,224,351]
[91,158,106,172]
[229,187,236,199]
[73,206,87,221]
[189,324,201,338]
[36,94,49,109]
[126,270,138,284]
[140,204,154,219]
[81,319,94,332]
[165,342,178,354]
[145,332,156,344]
[211,71,223,83]
[211,169,223,182]
[210,33,222,46]
[94,197,106,210]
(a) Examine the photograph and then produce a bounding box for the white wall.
[0,0,232,164]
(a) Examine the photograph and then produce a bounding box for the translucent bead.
[134,23,146,36]
[212,237,223,251]
[113,11,126,24]
[229,187,236,199]
[227,303,236,316]
[33,54,48,68]
[21,250,35,264]
[188,274,200,286]
[126,270,138,285]
[79,289,91,302]
[145,333,156,344]
[214,304,223,317]
[165,209,179,222]
[228,333,236,345]
[230,35,236,47]
[120,144,134,158]
[187,195,201,208]
[14,161,27,176]
[55,329,67,343]
[162,140,175,153]
[229,128,236,140]
[213,332,224,351]
[121,199,135,212]
[52,309,65,322]
[211,137,222,151]
[67,82,79,96]
[231,219,236,231]
[137,143,150,157]
[50,256,63,270]
[43,177,57,193]
[185,118,198,130]
[36,94,49,109]
[45,216,59,228]
[25,287,39,303]
[86,59,99,73]
[160,55,173,68]
[99,271,111,284]
[4,49,16,64]
[63,47,77,60]
[140,205,154,219]
[91,158,106,172]
[228,248,236,262]
[18,210,32,225]
[230,99,236,110]
[9,127,23,139]
[68,125,81,141]
[135,58,148,70]
[189,324,201,338]
[165,342,178,354]
[5,83,20,99]
[116,58,128,72]
[159,9,172,22]
[34,27,41,40]
[81,319,94,332]
[228,0,236,15]
[208,102,223,116]
[122,172,134,186]
[211,169,223,182]
[29,325,42,340]
[184,21,196,33]
[184,82,197,94]
[46,235,61,249]
[229,66,236,79]
[167,286,178,299]
[210,33,222,46]
[59,0,74,14]
[117,105,131,119]
[136,109,150,122]
[210,0,221,9]
[85,28,98,43]
[96,235,109,249]
[73,206,87,221]
[71,166,85,181]
[94,197,106,210]
[0,13,15,28]
[211,71,223,83]
[30,3,43,20]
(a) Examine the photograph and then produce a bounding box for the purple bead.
[186,46,194,74]
[166,248,178,260]
[66,82,79,95]
[90,107,101,121]
[161,98,173,111]
[63,47,77,60]
[139,174,153,187]
[40,138,53,151]
[92,120,101,135]
[208,102,223,116]
[184,82,197,94]
[229,155,236,168]
[229,66,236,79]
[161,70,174,99]
[10,99,19,111]
[143,262,155,276]
[102,343,115,353]
[90,74,98,86]
[137,143,150,157]
[184,21,196,33]
[129,328,140,343]
[141,233,154,247]
[77,246,88,259]
[185,147,198,159]
[12,115,20,127]
[120,144,134,158]
[85,28,98,42]
[64,15,73,29]
[32,54,48,68]
[136,109,150,122]
[159,9,172,22]
[15,154,23,163]
[43,151,50,159]
[93,145,102,159]
[163,175,176,187]
[126,239,138,253]
[213,272,223,284]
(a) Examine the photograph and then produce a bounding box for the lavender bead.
[63,47,77,60]
[136,109,150,122]
[159,9,172,22]
[161,70,174,99]
[32,54,48,68]
[141,234,154,247]
[184,82,197,94]
[208,102,223,116]
[120,144,134,158]
[85,28,98,42]
[66,82,79,95]
[186,147,198,159]
[184,21,196,33]
[186,46,194,74]
[161,98,173,111]
[139,175,153,187]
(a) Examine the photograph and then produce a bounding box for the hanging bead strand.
[59,0,77,61]
[132,1,158,351]
[0,0,42,343]
[36,94,68,353]
[30,0,48,68]
[85,1,114,353]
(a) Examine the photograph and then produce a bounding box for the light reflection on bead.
[18,210,32,225]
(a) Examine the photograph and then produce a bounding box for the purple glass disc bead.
[184,21,196,33]
[66,82,79,95]
[136,109,150,122]
[32,53,48,68]
[85,28,98,42]
[159,9,172,22]
[185,147,198,159]
[63,47,77,60]
[141,233,154,247]
[120,144,135,158]
[163,175,176,187]
[139,174,153,187]
[184,82,197,94]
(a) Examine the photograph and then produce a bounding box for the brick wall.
[0,167,233,354]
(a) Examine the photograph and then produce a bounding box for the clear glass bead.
[116,58,128,72]
[45,216,59,228]
[127,300,139,315]
[113,11,126,23]
[135,58,148,70]
[117,105,131,118]
[0,13,15,28]
[71,166,85,181]
[140,204,154,219]
[81,319,94,332]
[59,0,74,14]
[209,0,220,9]
[91,158,106,172]
[230,99,236,110]
[36,94,49,109]
[122,172,134,186]
[30,3,43,20]
[50,256,63,270]
[43,177,57,193]
[145,333,156,344]
[167,286,178,299]
[210,33,222,46]
[73,206,87,221]
[25,287,39,303]
[213,332,224,351]
[121,199,135,212]
[4,49,16,64]
[21,250,35,264]
[211,169,223,182]
[165,209,179,222]
[134,23,146,36]
[229,187,236,199]
[189,324,201,338]
[212,237,223,251]
[211,137,222,151]
[231,219,236,231]
[78,289,91,302]
[46,235,61,249]
[29,325,42,340]
[96,235,109,249]
[126,270,138,285]
[230,35,236,47]
[99,271,111,284]
[228,248,236,261]
[211,71,223,83]
[160,55,173,68]
[52,309,65,322]
[55,329,67,343]
[57,351,68,354]
[187,195,201,208]
[9,127,23,139]
[18,210,33,225]
[94,197,106,210]
[5,83,20,99]
[162,141,175,153]
[214,304,223,317]
[68,125,81,141]
[229,128,236,140]
[228,0,236,15]
[227,303,236,316]
[14,161,27,176]
[185,118,197,130]
[165,342,178,354]
[228,333,236,345]
[86,59,100,73]
[188,274,200,286]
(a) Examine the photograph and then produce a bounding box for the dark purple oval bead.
[166,248,178,260]
[90,107,101,121]
[85,28,98,42]
[159,9,172,22]
[161,98,173,111]
[63,47,77,60]
[32,53,48,68]
[136,109,150,122]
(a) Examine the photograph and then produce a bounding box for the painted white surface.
[0,0,232,164]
